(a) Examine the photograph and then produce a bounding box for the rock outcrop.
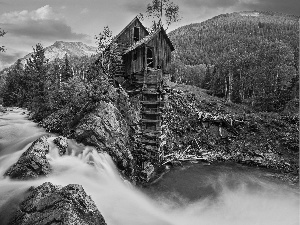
[74,100,134,174]
[4,136,51,180]
[53,136,68,155]
[9,182,106,225]
[41,87,138,178]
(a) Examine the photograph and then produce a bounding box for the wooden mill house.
[111,17,174,179]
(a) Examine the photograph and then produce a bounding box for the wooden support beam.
[141,101,165,105]
[141,119,161,123]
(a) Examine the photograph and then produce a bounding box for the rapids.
[0,108,299,225]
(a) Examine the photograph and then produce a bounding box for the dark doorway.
[147,48,154,68]
[133,27,140,42]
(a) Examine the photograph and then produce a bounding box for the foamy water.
[0,108,299,225]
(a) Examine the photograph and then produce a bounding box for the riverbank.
[162,84,299,186]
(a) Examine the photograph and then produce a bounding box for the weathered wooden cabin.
[113,16,174,79]
[112,17,174,180]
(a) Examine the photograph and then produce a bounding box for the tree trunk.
[227,70,233,102]
[239,69,244,102]
[224,75,228,98]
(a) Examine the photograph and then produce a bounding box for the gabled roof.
[160,27,175,51]
[113,16,149,42]
[123,27,175,55]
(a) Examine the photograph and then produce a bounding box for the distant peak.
[54,40,64,44]
[53,41,65,47]
[53,41,85,47]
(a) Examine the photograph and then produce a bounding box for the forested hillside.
[169,11,299,112]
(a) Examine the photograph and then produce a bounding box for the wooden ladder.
[139,69,167,180]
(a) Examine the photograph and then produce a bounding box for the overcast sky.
[0,0,299,70]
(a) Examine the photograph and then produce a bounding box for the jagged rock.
[4,136,51,180]
[40,107,69,133]
[74,100,134,175]
[8,182,106,225]
[53,136,68,155]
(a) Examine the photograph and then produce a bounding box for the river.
[0,108,299,225]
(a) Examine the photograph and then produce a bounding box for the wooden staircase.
[115,62,125,77]
[138,69,167,180]
[112,66,168,181]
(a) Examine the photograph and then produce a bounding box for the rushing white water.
[0,108,299,225]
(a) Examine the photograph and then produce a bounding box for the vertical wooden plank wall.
[147,31,172,73]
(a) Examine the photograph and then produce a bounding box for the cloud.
[122,1,147,14]
[181,0,300,15]
[0,5,92,70]
[239,0,300,15]
[0,5,89,42]
[182,0,239,9]
[1,20,87,41]
[0,5,60,23]
[80,8,89,14]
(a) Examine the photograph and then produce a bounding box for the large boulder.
[4,136,51,180]
[74,100,134,175]
[8,182,106,225]
[53,136,68,155]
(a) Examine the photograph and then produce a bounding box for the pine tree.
[95,26,120,80]
[61,54,72,82]
[3,59,24,106]
[24,43,50,118]
[0,28,6,52]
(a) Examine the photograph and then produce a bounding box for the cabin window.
[133,27,140,42]
[133,50,137,61]
[147,48,154,68]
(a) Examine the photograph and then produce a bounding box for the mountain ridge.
[169,10,299,62]
[172,10,299,32]
[168,10,299,74]
[18,41,97,66]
